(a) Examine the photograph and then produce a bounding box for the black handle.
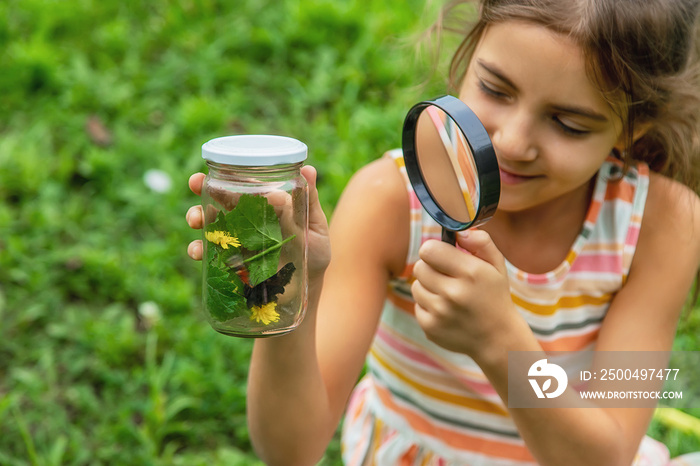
[441,228,456,245]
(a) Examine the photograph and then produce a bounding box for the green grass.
[0,0,698,464]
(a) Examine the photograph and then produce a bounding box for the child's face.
[459,21,625,213]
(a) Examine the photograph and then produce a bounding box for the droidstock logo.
[528,359,568,399]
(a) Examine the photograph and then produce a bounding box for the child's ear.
[613,121,651,153]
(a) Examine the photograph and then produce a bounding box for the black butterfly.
[226,256,296,308]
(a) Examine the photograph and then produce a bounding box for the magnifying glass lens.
[415,107,480,224]
[402,95,500,243]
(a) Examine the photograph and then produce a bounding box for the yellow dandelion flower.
[249,302,280,326]
[205,230,241,249]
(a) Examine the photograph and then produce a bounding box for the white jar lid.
[202,135,307,166]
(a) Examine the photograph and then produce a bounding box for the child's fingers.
[188,240,203,261]
[301,165,328,230]
[456,229,506,274]
[186,205,204,229]
[301,165,319,206]
[189,173,206,196]
[187,173,205,262]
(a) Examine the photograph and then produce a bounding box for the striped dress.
[340,149,679,465]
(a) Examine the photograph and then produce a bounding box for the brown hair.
[439,0,700,195]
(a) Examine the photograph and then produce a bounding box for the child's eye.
[554,117,590,137]
[478,80,509,99]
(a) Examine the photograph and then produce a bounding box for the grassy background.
[0,0,698,464]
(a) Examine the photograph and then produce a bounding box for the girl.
[186,0,700,464]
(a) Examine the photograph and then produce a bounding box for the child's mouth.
[499,168,539,185]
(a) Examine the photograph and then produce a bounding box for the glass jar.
[200,135,308,338]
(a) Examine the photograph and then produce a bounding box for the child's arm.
[242,157,410,465]
[412,174,700,465]
[583,174,700,459]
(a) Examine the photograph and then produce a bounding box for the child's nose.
[491,111,538,162]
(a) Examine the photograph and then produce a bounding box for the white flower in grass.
[138,301,162,328]
[143,169,172,193]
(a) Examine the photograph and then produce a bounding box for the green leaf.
[247,249,281,287]
[205,210,228,233]
[217,245,240,268]
[228,194,282,250]
[205,266,247,322]
[204,239,234,271]
[242,234,296,286]
[206,238,218,264]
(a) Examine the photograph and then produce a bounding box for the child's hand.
[297,165,332,281]
[411,230,521,356]
[185,166,331,282]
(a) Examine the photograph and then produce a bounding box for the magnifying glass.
[402,95,500,245]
